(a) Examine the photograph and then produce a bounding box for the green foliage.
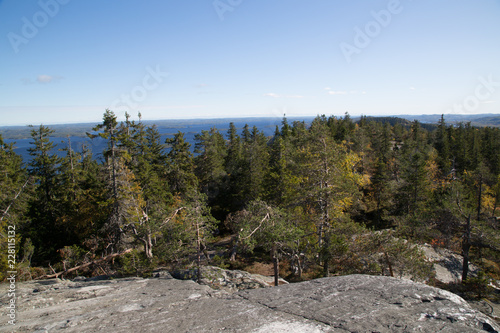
[211,255,230,269]
[116,249,155,277]
[194,127,228,219]
[3,112,500,291]
[165,131,198,199]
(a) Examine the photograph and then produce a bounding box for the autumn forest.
[1,111,500,296]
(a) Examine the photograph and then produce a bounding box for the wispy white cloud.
[37,75,63,83]
[264,93,279,98]
[21,75,64,84]
[325,87,366,95]
[328,91,348,95]
[264,93,305,98]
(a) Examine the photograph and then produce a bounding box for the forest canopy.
[1,111,499,289]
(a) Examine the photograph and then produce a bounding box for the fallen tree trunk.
[39,248,134,279]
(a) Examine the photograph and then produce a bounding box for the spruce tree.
[194,127,227,219]
[165,131,198,199]
[434,115,451,173]
[26,125,63,262]
[0,135,31,278]
[224,122,244,212]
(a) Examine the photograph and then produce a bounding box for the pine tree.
[57,136,88,245]
[224,122,244,212]
[396,121,432,218]
[194,127,227,219]
[0,134,30,226]
[227,200,301,286]
[26,125,63,262]
[434,115,451,173]
[165,131,198,199]
[183,192,217,282]
[126,122,175,260]
[0,134,31,279]
[88,109,120,199]
[265,125,297,206]
[239,126,269,204]
[89,110,146,254]
[295,117,365,276]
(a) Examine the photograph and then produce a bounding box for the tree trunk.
[110,127,118,200]
[297,256,303,279]
[462,215,471,283]
[384,251,394,277]
[144,233,153,260]
[229,236,238,261]
[477,177,482,221]
[323,259,330,278]
[272,245,279,287]
[196,219,202,284]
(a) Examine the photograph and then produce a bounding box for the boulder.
[171,265,288,291]
[1,274,498,332]
[420,244,479,284]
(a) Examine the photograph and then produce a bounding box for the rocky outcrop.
[420,244,479,284]
[170,265,288,291]
[1,274,498,332]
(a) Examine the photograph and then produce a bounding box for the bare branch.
[0,176,31,225]
[39,248,134,279]
[160,207,185,228]
[240,213,270,241]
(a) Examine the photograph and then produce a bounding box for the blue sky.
[1,0,499,126]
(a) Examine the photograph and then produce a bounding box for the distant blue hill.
[2,114,499,163]
[1,117,315,163]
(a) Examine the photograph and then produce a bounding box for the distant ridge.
[0,117,316,140]
[396,113,500,127]
[1,114,499,140]
[358,116,437,131]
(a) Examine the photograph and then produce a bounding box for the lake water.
[4,117,314,162]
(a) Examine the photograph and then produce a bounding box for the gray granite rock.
[171,265,288,291]
[239,274,499,332]
[1,274,498,332]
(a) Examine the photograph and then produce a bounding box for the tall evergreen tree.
[26,125,63,262]
[296,117,364,276]
[194,127,227,219]
[224,122,244,212]
[89,110,146,254]
[165,131,198,199]
[265,125,297,206]
[0,135,31,278]
[239,126,269,204]
[434,115,451,174]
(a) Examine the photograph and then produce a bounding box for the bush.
[115,250,155,277]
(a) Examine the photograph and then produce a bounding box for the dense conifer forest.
[1,110,499,296]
